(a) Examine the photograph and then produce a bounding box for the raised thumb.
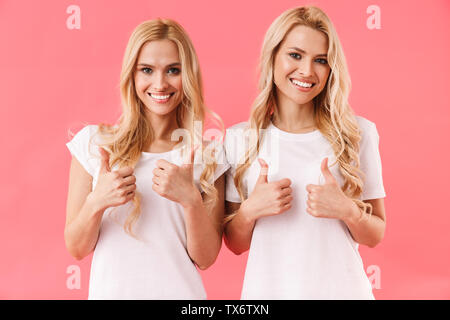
[99,147,111,173]
[321,157,336,184]
[182,144,199,169]
[256,158,269,184]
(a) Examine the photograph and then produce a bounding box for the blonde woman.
[64,19,229,299]
[224,6,386,299]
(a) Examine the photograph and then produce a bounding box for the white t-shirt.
[66,125,230,299]
[224,116,386,300]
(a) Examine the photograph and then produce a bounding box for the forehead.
[280,25,329,54]
[137,39,180,65]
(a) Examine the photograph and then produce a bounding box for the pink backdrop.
[1,0,449,299]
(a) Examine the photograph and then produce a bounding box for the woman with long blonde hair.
[64,18,229,299]
[224,6,386,299]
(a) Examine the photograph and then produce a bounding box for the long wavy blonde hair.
[87,19,223,237]
[225,6,372,222]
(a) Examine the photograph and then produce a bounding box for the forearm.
[343,202,385,248]
[183,193,223,270]
[223,208,255,255]
[64,194,105,260]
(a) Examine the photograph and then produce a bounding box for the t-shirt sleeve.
[211,140,231,182]
[193,140,231,193]
[359,121,386,200]
[224,126,246,203]
[66,125,97,177]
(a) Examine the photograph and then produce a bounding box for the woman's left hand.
[305,158,356,221]
[152,146,201,208]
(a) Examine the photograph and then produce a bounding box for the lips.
[147,92,175,104]
[290,78,316,88]
[147,92,174,99]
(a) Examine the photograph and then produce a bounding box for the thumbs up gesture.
[305,158,354,221]
[89,147,137,212]
[152,145,201,209]
[239,158,293,222]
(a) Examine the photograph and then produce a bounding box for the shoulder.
[225,121,249,134]
[354,116,380,152]
[71,124,100,141]
[355,115,379,140]
[223,121,249,165]
[224,121,249,148]
[224,121,250,144]
[355,115,376,131]
[72,124,105,158]
[68,124,97,147]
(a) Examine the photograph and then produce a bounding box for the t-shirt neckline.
[140,145,184,159]
[267,121,322,141]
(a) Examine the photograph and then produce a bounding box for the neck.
[146,109,179,141]
[272,92,316,133]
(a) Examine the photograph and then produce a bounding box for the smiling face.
[273,24,331,107]
[134,39,183,116]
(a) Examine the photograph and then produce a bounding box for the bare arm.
[64,148,136,260]
[223,159,292,255]
[343,198,386,248]
[64,157,104,260]
[182,174,226,270]
[223,201,256,255]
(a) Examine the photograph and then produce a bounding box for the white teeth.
[291,79,313,88]
[150,93,171,100]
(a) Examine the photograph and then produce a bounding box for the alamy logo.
[366,5,381,30]
[66,265,81,289]
[66,5,81,30]
[367,264,381,289]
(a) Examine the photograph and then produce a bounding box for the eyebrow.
[137,62,181,68]
[287,47,327,57]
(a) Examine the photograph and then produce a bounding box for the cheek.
[316,67,331,90]
[273,56,295,85]
[171,76,183,92]
[134,74,149,92]
[274,56,295,83]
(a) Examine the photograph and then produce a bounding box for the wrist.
[238,201,257,225]
[86,193,106,216]
[343,199,361,226]
[181,186,203,210]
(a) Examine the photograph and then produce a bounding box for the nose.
[152,71,169,91]
[298,58,313,77]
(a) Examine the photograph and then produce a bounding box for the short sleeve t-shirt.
[66,125,230,299]
[224,116,386,300]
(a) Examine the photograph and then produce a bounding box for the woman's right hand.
[239,158,293,222]
[88,147,137,212]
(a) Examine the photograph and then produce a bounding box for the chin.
[289,93,315,105]
[146,104,178,116]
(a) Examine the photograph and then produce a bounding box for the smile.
[147,92,175,103]
[290,78,315,88]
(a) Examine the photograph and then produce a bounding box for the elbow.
[223,237,248,256]
[67,246,86,261]
[197,263,211,271]
[367,233,385,249]
[64,236,86,261]
[196,256,218,271]
[229,247,248,256]
[194,245,221,271]
[66,246,85,261]
[365,221,386,248]
[367,241,379,249]
[73,254,84,261]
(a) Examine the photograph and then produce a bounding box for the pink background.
[1,0,449,299]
